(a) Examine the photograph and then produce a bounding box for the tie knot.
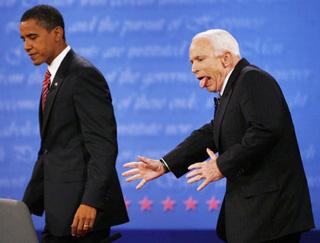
[214,97,220,106]
[45,70,51,79]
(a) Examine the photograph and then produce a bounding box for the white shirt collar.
[48,45,71,84]
[220,67,234,96]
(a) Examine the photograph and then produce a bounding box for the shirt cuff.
[159,158,171,173]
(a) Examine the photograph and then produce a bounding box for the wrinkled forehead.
[190,37,213,49]
[189,37,215,57]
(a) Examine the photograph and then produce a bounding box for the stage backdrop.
[0,0,319,231]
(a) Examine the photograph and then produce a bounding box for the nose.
[191,62,198,74]
[24,39,32,52]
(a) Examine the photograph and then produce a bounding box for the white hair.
[193,29,241,57]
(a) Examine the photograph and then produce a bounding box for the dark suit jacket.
[163,59,314,243]
[23,50,129,236]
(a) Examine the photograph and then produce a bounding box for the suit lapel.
[38,96,44,139]
[213,88,232,149]
[41,50,74,136]
[213,58,250,150]
[41,76,62,135]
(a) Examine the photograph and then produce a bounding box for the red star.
[161,197,175,211]
[184,197,198,211]
[124,198,131,209]
[139,196,153,211]
[206,197,220,211]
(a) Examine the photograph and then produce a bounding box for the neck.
[232,56,241,67]
[225,56,240,74]
[48,42,68,65]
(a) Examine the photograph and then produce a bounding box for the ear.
[221,52,232,68]
[53,26,64,42]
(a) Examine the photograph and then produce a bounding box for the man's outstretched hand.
[187,148,224,191]
[122,156,166,189]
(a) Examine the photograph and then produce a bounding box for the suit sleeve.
[73,67,118,210]
[163,120,216,178]
[217,70,286,178]
[22,155,44,216]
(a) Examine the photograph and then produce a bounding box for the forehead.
[189,37,214,58]
[20,19,47,34]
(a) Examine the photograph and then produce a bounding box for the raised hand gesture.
[122,156,166,189]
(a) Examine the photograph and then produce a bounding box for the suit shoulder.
[240,64,279,89]
[65,53,111,94]
[234,65,287,106]
[242,65,275,79]
[68,52,104,78]
[71,54,95,70]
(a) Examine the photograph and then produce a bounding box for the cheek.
[206,68,218,79]
[202,66,211,76]
[36,38,48,51]
[40,46,52,60]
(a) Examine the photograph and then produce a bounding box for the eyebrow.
[20,33,38,40]
[190,55,207,64]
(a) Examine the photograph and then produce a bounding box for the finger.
[89,214,96,228]
[123,162,140,168]
[206,148,217,160]
[188,162,203,170]
[187,175,203,184]
[71,216,79,236]
[136,179,147,189]
[83,217,91,234]
[76,217,85,237]
[126,174,142,182]
[186,169,202,179]
[122,168,140,177]
[197,179,210,191]
[137,156,153,164]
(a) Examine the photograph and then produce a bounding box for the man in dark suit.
[123,29,314,242]
[20,5,128,242]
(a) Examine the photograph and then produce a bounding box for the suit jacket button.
[44,149,48,154]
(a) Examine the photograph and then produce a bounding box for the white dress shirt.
[47,45,71,85]
[220,67,234,96]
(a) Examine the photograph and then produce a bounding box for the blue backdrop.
[0,0,319,232]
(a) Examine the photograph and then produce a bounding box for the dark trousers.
[263,232,301,243]
[42,228,110,243]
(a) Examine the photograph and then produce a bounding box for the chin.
[206,87,217,93]
[32,59,44,66]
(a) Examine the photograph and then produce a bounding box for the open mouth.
[198,76,209,88]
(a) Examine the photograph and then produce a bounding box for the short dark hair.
[20,4,66,40]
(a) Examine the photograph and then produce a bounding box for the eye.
[27,34,38,40]
[197,56,206,62]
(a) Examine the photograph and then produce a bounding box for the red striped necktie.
[41,70,51,113]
